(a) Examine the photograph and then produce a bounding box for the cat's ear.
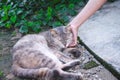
[50,29,58,37]
[65,26,71,33]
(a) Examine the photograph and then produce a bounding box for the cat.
[11,26,83,80]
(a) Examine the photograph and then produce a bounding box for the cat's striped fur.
[12,26,83,80]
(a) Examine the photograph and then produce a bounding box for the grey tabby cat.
[12,26,83,80]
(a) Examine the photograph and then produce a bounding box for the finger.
[67,42,77,48]
[71,28,78,46]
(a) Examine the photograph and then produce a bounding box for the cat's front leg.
[53,50,73,63]
[61,59,80,71]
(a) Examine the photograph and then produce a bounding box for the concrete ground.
[78,0,120,72]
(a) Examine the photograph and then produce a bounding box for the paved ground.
[78,0,120,72]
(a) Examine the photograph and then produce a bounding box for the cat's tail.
[12,64,52,79]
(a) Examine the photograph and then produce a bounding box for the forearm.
[68,0,107,28]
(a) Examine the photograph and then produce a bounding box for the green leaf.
[3,5,11,15]
[8,10,16,16]
[21,11,28,19]
[52,21,62,28]
[10,15,17,23]
[3,5,8,13]
[5,21,11,28]
[0,21,5,27]
[19,25,28,33]
[27,21,34,27]
[68,4,75,9]
[16,9,23,15]
[46,7,53,20]
[14,22,20,27]
[1,11,5,17]
[33,26,41,33]
[61,16,69,22]
[2,14,8,21]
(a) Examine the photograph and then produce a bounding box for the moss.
[0,70,4,77]
[83,60,99,70]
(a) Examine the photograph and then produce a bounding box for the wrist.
[67,24,79,31]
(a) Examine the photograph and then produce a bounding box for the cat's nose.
[69,49,81,58]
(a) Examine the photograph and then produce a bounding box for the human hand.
[66,24,78,47]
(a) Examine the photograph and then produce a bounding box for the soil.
[0,30,22,80]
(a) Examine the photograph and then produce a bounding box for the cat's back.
[14,34,47,48]
[12,33,61,69]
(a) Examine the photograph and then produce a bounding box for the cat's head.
[50,26,72,48]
